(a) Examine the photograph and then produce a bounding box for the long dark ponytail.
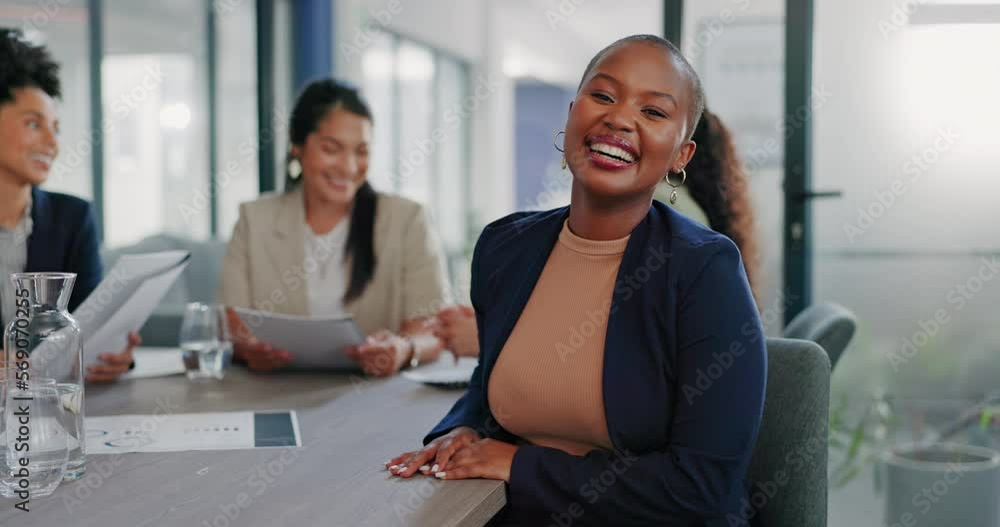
[286,79,377,303]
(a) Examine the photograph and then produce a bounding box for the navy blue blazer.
[425,201,767,526]
[24,186,102,312]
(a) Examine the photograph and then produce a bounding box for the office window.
[434,56,470,256]
[102,0,210,246]
[0,0,93,199]
[215,0,258,238]
[813,0,1000,400]
[360,30,397,193]
[360,33,472,266]
[396,42,436,206]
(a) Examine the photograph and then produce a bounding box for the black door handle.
[795,190,843,201]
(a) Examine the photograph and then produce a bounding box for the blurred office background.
[3,0,998,524]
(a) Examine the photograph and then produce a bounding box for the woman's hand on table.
[386,427,518,482]
[345,329,410,377]
[429,438,518,482]
[86,331,140,382]
[385,426,483,478]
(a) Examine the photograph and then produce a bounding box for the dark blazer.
[425,201,767,526]
[24,186,102,312]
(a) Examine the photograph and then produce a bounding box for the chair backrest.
[172,237,228,304]
[746,338,830,527]
[783,302,857,368]
[101,234,189,306]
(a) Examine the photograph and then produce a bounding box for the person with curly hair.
[0,28,139,381]
[656,108,760,301]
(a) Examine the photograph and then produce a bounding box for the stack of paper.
[73,251,190,366]
[233,308,365,370]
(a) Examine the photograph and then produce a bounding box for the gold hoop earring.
[664,168,686,204]
[552,130,565,153]
[561,156,567,170]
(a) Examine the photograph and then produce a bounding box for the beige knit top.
[487,220,629,456]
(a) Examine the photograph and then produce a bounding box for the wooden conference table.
[0,368,506,526]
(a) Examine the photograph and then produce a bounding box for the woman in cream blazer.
[218,79,448,376]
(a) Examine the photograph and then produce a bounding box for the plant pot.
[883,442,1000,527]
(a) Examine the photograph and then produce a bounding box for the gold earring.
[664,168,687,204]
[561,155,567,170]
[288,157,302,179]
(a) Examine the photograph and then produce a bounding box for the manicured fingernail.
[395,465,407,473]
[419,465,430,472]
[389,465,399,470]
[384,460,392,466]
[435,472,446,479]
[431,464,439,472]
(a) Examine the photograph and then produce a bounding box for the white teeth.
[590,143,635,163]
[31,153,53,164]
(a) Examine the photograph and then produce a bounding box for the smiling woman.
[217,79,451,377]
[388,35,767,526]
[0,28,139,383]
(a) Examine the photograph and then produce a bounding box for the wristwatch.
[406,336,420,369]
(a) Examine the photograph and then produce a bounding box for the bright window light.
[159,102,191,130]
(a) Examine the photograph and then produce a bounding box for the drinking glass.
[179,303,233,381]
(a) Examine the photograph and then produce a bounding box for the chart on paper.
[85,411,301,453]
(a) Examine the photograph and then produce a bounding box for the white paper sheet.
[120,347,186,380]
[86,411,301,453]
[233,308,365,370]
[72,251,189,367]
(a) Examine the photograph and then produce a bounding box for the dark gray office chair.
[783,302,857,368]
[746,338,830,527]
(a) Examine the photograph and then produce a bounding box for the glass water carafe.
[0,375,70,499]
[3,272,85,482]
